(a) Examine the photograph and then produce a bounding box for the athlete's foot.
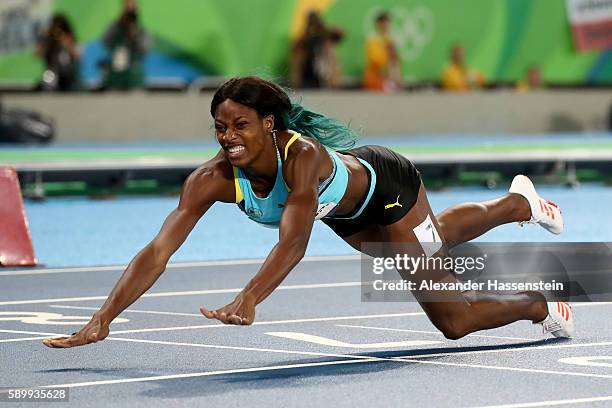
[509,175,564,234]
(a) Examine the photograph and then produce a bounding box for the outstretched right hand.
[42,314,110,349]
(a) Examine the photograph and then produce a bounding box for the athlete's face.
[214,99,274,167]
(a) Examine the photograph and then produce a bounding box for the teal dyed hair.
[211,76,359,151]
[283,103,359,151]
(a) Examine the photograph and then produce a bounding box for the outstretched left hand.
[200,292,256,325]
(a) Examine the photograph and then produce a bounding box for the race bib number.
[315,202,338,220]
[413,214,443,257]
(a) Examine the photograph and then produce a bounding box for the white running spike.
[537,301,575,338]
[509,175,564,235]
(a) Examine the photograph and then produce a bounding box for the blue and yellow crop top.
[233,131,376,228]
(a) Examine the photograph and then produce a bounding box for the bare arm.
[43,162,229,347]
[96,202,207,324]
[201,142,322,325]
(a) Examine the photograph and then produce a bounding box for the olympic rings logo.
[363,5,435,62]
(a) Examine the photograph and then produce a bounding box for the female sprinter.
[43,76,572,348]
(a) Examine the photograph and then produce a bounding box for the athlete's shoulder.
[182,149,235,205]
[281,132,327,189]
[281,132,323,166]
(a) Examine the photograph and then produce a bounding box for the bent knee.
[432,314,472,340]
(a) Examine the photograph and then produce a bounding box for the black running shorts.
[322,145,422,237]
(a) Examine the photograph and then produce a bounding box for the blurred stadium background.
[1,0,612,88]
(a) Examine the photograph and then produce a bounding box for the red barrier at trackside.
[0,167,37,266]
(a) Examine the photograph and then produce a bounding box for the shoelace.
[542,320,562,334]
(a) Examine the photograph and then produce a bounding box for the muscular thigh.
[382,183,470,315]
[341,224,387,257]
[328,182,471,321]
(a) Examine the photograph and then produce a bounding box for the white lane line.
[0,328,383,360]
[471,395,612,408]
[0,336,49,343]
[50,305,202,317]
[46,302,612,322]
[106,337,373,360]
[337,324,536,341]
[401,341,612,360]
[0,281,364,306]
[5,329,612,390]
[559,356,612,368]
[0,255,360,276]
[0,329,66,344]
[109,312,427,335]
[24,342,612,390]
[0,312,427,341]
[400,358,612,380]
[0,329,64,343]
[39,358,383,389]
[51,306,425,323]
[0,329,63,336]
[6,324,612,366]
[6,291,607,309]
[265,331,443,348]
[109,312,426,334]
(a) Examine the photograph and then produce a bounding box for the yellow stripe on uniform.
[233,167,244,203]
[284,133,301,161]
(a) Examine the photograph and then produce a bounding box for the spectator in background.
[516,65,543,92]
[363,11,402,92]
[102,0,151,90]
[291,10,344,89]
[35,13,80,92]
[441,44,485,91]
